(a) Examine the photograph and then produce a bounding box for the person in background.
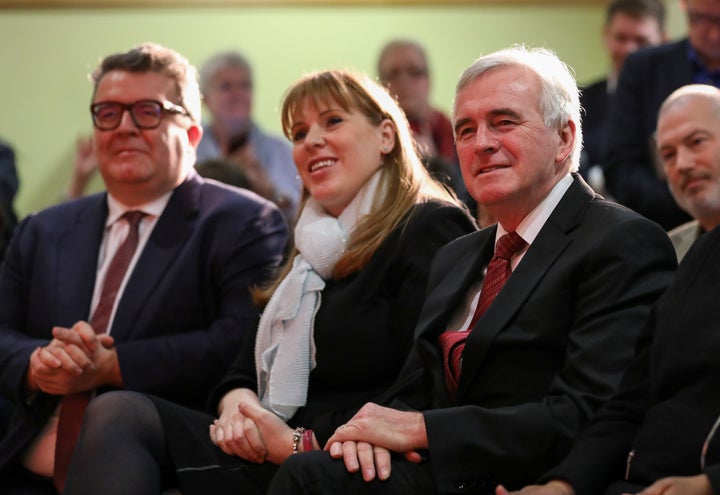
[0,138,19,261]
[603,0,720,230]
[656,85,720,260]
[377,39,472,209]
[62,68,476,495]
[0,42,288,495]
[265,45,677,495]
[197,50,302,220]
[580,0,666,191]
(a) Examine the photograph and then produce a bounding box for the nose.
[675,146,696,172]
[472,124,499,155]
[304,124,325,150]
[116,108,140,133]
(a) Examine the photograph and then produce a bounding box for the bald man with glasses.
[0,42,288,495]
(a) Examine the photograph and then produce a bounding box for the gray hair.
[454,45,582,172]
[199,50,253,95]
[377,39,429,79]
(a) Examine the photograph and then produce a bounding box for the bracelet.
[292,426,305,454]
[302,428,315,452]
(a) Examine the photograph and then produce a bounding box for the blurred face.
[604,12,664,75]
[684,0,720,69]
[379,45,430,122]
[289,99,395,217]
[657,95,720,230]
[93,70,201,206]
[203,66,253,132]
[453,66,575,229]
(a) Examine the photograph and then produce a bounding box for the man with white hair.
[262,45,677,494]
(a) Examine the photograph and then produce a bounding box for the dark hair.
[606,0,666,30]
[90,42,202,124]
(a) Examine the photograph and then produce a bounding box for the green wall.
[0,3,686,217]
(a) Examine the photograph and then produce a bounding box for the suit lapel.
[110,173,202,341]
[457,175,597,397]
[413,227,496,404]
[56,196,107,326]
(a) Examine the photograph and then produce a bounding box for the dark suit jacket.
[543,224,720,495]
[386,175,677,493]
[206,201,477,444]
[603,38,693,230]
[0,171,288,470]
[0,140,19,261]
[579,78,610,175]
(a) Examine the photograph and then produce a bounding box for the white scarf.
[255,171,382,420]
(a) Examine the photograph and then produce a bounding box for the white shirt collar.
[105,191,173,227]
[496,173,573,246]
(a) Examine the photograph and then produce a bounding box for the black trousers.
[2,463,57,495]
[268,450,439,495]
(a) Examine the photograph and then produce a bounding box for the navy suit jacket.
[603,38,693,230]
[384,175,677,492]
[0,171,288,470]
[579,77,610,175]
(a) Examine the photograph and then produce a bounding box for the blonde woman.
[64,69,476,495]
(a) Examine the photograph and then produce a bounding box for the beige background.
[0,2,686,216]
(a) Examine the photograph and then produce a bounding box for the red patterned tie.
[438,231,527,395]
[53,210,145,493]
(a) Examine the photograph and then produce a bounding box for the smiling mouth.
[478,165,507,174]
[310,159,336,172]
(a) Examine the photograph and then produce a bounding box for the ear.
[379,118,396,155]
[187,124,203,148]
[555,119,576,165]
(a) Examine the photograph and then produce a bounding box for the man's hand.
[325,403,427,481]
[631,475,712,495]
[495,480,575,495]
[27,321,117,395]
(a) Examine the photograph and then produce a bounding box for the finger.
[374,446,392,481]
[356,441,376,482]
[326,423,355,447]
[635,478,670,495]
[34,346,62,369]
[57,343,95,373]
[70,321,101,353]
[210,421,234,456]
[97,334,115,348]
[495,485,510,495]
[240,415,266,463]
[328,441,343,458]
[404,450,423,464]
[341,441,360,473]
[52,326,93,355]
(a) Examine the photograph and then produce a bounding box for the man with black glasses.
[0,42,288,494]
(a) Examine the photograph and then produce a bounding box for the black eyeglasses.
[688,10,720,29]
[90,99,189,131]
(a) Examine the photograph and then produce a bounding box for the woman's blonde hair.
[254,69,460,306]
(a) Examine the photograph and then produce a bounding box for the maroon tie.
[438,231,527,395]
[53,210,145,493]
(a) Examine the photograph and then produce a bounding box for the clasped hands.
[27,321,116,395]
[325,402,427,482]
[210,390,311,465]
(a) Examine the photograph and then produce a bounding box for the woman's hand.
[236,400,299,464]
[210,389,267,462]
